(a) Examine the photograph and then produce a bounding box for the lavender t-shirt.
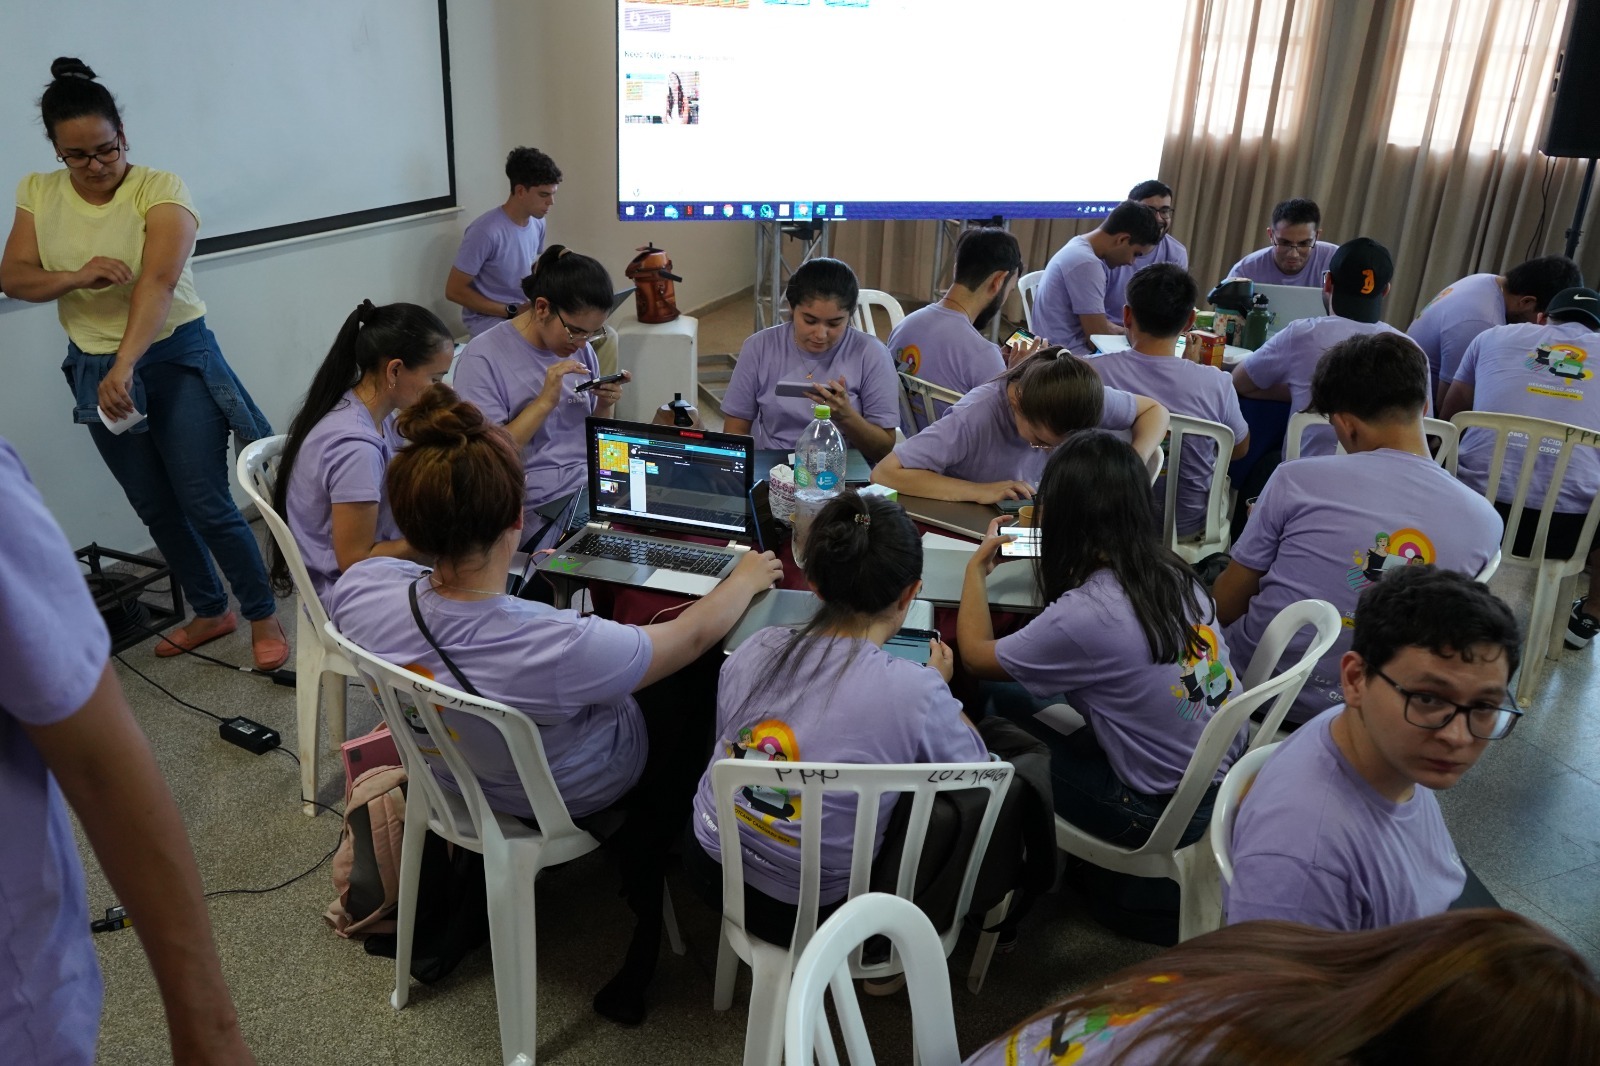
[285,391,405,604]
[328,557,653,818]
[453,321,600,530]
[1090,351,1248,536]
[1104,234,1190,318]
[721,322,900,450]
[887,303,1005,426]
[1409,273,1506,388]
[1238,316,1410,457]
[890,380,1138,487]
[996,569,1243,795]
[1225,708,1465,931]
[0,439,108,1066]
[691,628,985,905]
[1454,320,1600,514]
[1033,234,1108,355]
[453,206,546,337]
[1225,241,1339,287]
[962,1000,1180,1065]
[1226,450,1502,724]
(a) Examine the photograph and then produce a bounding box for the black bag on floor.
[363,829,490,984]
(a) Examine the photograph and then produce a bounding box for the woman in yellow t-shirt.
[0,58,287,669]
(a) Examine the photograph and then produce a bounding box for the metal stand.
[754,219,832,332]
[929,217,1010,340]
[1563,157,1597,260]
[77,543,185,654]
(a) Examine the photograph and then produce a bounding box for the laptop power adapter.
[219,716,282,755]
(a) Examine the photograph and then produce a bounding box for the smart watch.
[505,303,518,319]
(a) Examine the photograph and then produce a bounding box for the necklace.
[427,575,504,598]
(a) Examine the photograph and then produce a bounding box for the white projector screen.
[0,0,455,256]
[616,0,1184,223]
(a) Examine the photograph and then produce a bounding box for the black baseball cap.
[1326,237,1395,324]
[1545,287,1600,330]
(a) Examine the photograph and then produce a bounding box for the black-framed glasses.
[1373,668,1521,740]
[1152,206,1175,219]
[554,308,607,344]
[1271,237,1317,253]
[57,141,124,169]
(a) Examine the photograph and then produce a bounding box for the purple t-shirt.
[1090,351,1248,536]
[1104,234,1190,318]
[452,321,600,531]
[891,380,1138,487]
[1454,320,1600,515]
[285,391,405,604]
[453,206,546,337]
[962,1000,1180,1065]
[1238,316,1410,457]
[721,322,900,450]
[691,628,985,905]
[1225,708,1465,931]
[1033,234,1108,355]
[0,439,108,1066]
[887,303,1005,427]
[328,557,653,819]
[996,569,1243,796]
[1225,241,1339,286]
[1409,273,1506,388]
[1226,450,1502,724]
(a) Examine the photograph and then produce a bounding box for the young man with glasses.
[1103,179,1190,318]
[446,147,562,337]
[1224,564,1521,932]
[1225,197,1339,287]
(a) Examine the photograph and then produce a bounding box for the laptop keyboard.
[568,534,731,575]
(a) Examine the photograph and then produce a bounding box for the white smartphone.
[998,525,1040,558]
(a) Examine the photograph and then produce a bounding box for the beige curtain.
[831,0,1600,326]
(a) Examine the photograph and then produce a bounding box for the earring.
[388,379,396,390]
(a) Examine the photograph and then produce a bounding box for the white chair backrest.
[1161,414,1236,552]
[898,372,964,435]
[1284,412,1458,466]
[1211,742,1280,886]
[853,289,906,339]
[237,435,333,632]
[785,893,960,1066]
[710,758,1010,965]
[1016,270,1044,332]
[1238,598,1344,746]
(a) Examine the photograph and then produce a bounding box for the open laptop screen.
[586,418,755,539]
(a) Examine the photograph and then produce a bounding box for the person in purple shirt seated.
[1234,237,1419,457]
[685,491,985,944]
[722,257,901,461]
[872,348,1169,503]
[962,910,1597,1065]
[1216,334,1502,725]
[958,432,1240,847]
[1441,286,1600,652]
[445,146,559,337]
[1419,255,1584,410]
[328,385,782,1024]
[272,301,455,604]
[1224,197,1339,287]
[1225,566,1522,931]
[1091,263,1249,538]
[453,245,629,550]
[889,228,1043,429]
[1104,179,1191,318]
[1033,201,1163,354]
[0,437,255,1065]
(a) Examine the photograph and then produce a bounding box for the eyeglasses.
[1372,669,1521,740]
[57,141,124,169]
[554,308,608,344]
[1271,237,1317,253]
[1151,207,1175,220]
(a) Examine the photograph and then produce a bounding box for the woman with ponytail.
[685,491,986,943]
[328,384,781,1025]
[1,58,285,668]
[272,301,454,603]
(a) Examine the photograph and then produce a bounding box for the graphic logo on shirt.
[725,719,803,846]
[387,663,462,755]
[1343,527,1436,626]
[1171,625,1234,720]
[1421,285,1454,310]
[1015,977,1174,1063]
[1525,342,1591,386]
[895,343,922,376]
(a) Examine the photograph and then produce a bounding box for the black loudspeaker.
[1543,0,1600,158]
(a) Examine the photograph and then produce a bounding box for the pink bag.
[324,763,408,938]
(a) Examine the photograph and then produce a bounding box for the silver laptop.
[535,418,755,596]
[1254,283,1328,335]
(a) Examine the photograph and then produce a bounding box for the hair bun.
[395,383,490,449]
[50,57,96,82]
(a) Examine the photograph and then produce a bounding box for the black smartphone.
[575,371,627,393]
[995,498,1030,515]
[884,627,940,665]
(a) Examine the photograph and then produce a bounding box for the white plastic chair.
[784,893,961,1066]
[898,371,964,435]
[1210,742,1279,887]
[236,435,356,816]
[1284,412,1459,466]
[710,758,1011,1066]
[853,289,906,339]
[1161,414,1236,562]
[1016,270,1044,331]
[1044,598,1341,941]
[326,623,684,1066]
[1448,411,1600,704]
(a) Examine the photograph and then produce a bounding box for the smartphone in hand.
[575,372,627,393]
[998,526,1040,558]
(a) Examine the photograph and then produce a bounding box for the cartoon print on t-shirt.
[1527,342,1591,383]
[726,719,803,841]
[1348,527,1434,592]
[1008,975,1174,1063]
[1172,625,1233,720]
[895,343,922,376]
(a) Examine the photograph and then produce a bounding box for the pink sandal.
[154,612,238,658]
[252,617,291,671]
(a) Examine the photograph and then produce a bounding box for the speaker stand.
[1563,157,1596,261]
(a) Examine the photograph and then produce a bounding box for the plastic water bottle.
[791,404,847,566]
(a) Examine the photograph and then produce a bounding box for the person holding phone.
[453,244,630,549]
[956,431,1240,846]
[684,491,985,944]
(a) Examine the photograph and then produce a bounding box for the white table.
[1090,334,1251,368]
[610,313,699,423]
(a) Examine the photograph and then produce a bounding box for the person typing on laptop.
[329,384,782,1026]
[1224,198,1339,287]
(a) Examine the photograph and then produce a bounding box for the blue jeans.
[86,358,274,620]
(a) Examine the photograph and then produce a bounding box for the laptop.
[535,418,756,596]
[899,495,1004,540]
[754,448,872,484]
[1254,283,1328,335]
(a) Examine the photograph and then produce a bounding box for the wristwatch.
[505,303,518,319]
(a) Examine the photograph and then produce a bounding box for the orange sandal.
[154,612,238,658]
[252,616,291,671]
